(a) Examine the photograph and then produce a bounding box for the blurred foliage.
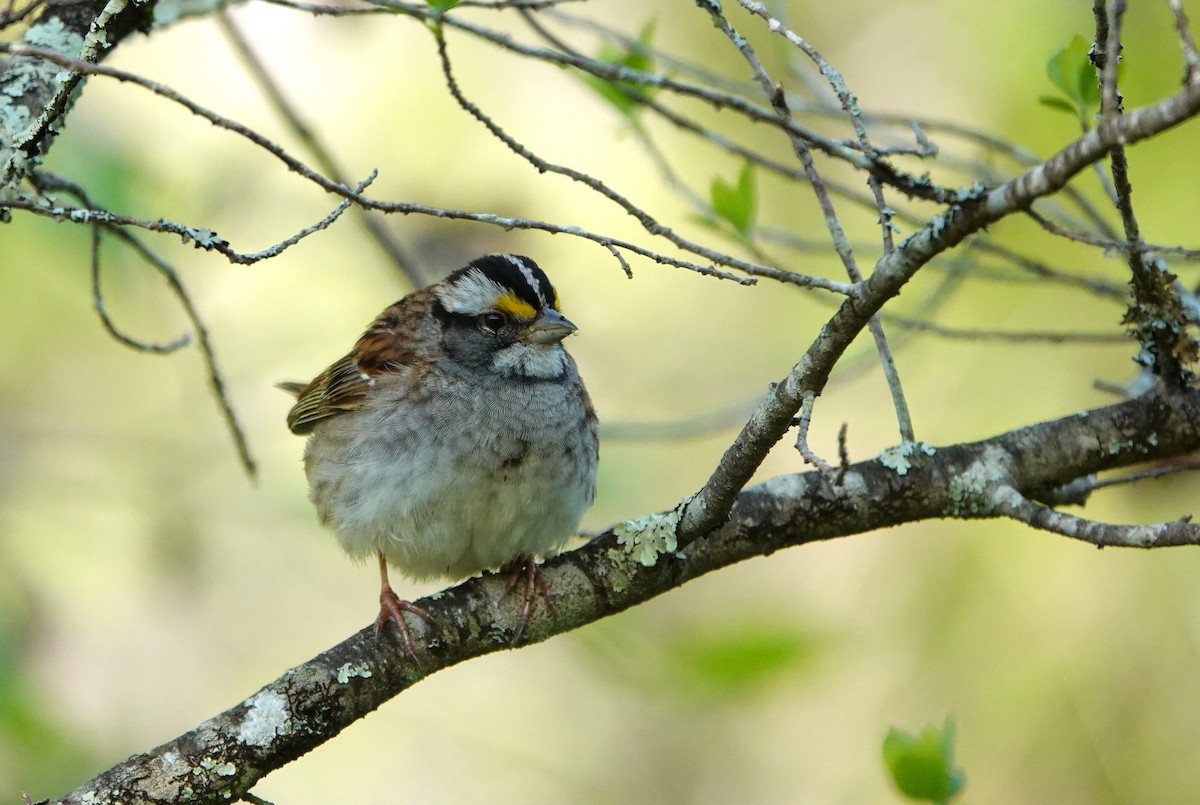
[0,567,99,795]
[582,20,658,119]
[4,0,1200,802]
[667,623,815,700]
[578,610,824,707]
[883,718,965,803]
[1039,34,1105,126]
[706,161,758,245]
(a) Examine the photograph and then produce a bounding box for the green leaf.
[1037,95,1078,114]
[882,718,965,803]
[671,627,815,697]
[426,0,460,10]
[1045,35,1098,121]
[582,21,658,118]
[710,161,756,241]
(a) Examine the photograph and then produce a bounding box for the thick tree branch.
[50,385,1200,804]
[8,4,1200,801]
[677,75,1200,543]
[0,0,152,188]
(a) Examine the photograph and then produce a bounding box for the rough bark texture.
[48,385,1200,804]
[7,2,1200,802]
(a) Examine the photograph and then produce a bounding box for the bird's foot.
[501,555,555,644]
[375,587,438,660]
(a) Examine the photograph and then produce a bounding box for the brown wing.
[281,292,441,435]
[281,356,374,434]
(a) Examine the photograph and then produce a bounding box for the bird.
[280,254,598,652]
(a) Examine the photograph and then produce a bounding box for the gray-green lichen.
[1106,430,1159,456]
[24,16,86,53]
[1,16,87,186]
[945,444,1010,517]
[335,661,373,683]
[235,689,291,747]
[611,496,691,567]
[81,0,134,60]
[878,441,936,476]
[2,0,149,186]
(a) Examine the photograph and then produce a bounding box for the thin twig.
[794,390,836,480]
[1088,458,1200,491]
[267,0,967,204]
[238,793,276,805]
[991,484,1200,548]
[0,0,42,28]
[89,223,192,354]
[215,9,422,286]
[715,3,916,442]
[8,173,370,265]
[1026,207,1200,260]
[116,230,258,479]
[1166,0,1200,85]
[835,422,850,484]
[2,42,810,289]
[35,174,258,478]
[876,314,1128,344]
[1094,0,1197,384]
[429,25,838,291]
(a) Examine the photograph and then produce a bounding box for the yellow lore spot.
[494,291,538,320]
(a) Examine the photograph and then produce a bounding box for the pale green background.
[3,1,1200,801]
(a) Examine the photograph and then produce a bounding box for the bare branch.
[29,171,260,478]
[1166,0,1200,86]
[430,24,834,290]
[214,8,423,286]
[52,385,1200,803]
[1092,1,1199,385]
[794,390,836,479]
[678,62,1200,543]
[89,223,191,355]
[716,3,914,441]
[992,484,1200,548]
[3,44,771,287]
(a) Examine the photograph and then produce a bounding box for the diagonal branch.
[717,2,915,443]
[675,68,1200,544]
[49,385,1200,804]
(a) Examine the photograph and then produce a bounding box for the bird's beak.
[521,309,578,344]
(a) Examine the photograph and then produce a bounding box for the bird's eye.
[479,311,507,333]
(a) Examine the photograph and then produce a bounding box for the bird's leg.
[375,550,436,659]
[501,554,555,644]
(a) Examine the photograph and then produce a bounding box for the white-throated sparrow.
[281,254,598,649]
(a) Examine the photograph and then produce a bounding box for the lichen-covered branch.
[677,72,1200,544]
[0,0,152,189]
[1091,2,1199,385]
[6,3,1200,801]
[48,385,1200,804]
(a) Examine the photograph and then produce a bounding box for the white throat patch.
[493,342,568,379]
